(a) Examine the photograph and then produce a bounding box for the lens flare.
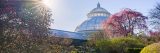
[42,0,52,8]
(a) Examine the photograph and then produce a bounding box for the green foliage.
[95,37,145,53]
[137,35,160,45]
[127,48,142,53]
[140,42,160,53]
[95,40,113,53]
[89,31,108,41]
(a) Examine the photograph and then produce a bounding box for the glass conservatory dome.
[75,3,111,33]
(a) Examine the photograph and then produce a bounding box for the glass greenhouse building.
[50,3,111,40]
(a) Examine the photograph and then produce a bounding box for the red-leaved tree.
[103,8,148,37]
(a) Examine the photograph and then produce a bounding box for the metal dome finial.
[97,2,100,8]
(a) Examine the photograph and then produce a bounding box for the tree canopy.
[0,0,52,52]
[103,8,147,37]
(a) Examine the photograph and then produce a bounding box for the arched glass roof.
[75,3,111,32]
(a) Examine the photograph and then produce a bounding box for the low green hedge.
[127,48,142,53]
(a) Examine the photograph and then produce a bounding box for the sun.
[41,0,52,8]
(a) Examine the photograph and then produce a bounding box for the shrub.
[95,37,145,53]
[140,42,160,53]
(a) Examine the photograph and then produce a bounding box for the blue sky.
[49,0,159,32]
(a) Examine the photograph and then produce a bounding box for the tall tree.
[103,8,147,37]
[150,3,160,32]
[0,0,52,52]
[0,0,52,37]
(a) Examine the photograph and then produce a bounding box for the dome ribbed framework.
[75,3,111,33]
